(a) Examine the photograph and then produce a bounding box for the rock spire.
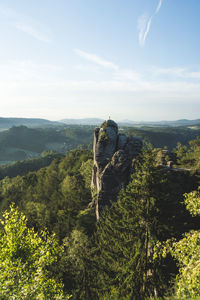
[91,120,142,220]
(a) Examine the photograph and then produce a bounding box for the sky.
[0,0,200,121]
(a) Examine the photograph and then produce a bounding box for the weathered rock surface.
[91,120,142,220]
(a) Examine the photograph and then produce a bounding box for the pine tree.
[154,187,200,299]
[95,145,174,299]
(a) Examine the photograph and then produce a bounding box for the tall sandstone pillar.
[91,120,142,220]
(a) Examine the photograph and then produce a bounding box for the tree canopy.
[0,205,70,299]
[154,186,200,299]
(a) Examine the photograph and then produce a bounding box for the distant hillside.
[59,117,200,127]
[118,119,200,127]
[60,118,104,125]
[0,117,63,130]
[1,117,199,128]
[0,125,94,163]
[122,126,200,150]
[139,119,200,127]
[0,152,63,180]
[0,123,199,163]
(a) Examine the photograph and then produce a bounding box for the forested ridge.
[0,125,93,163]
[0,134,200,298]
[0,124,200,164]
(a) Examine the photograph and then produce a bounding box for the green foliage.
[80,159,93,189]
[184,186,200,216]
[173,136,200,171]
[100,130,108,141]
[100,121,109,142]
[62,229,97,299]
[154,187,200,299]
[0,152,63,180]
[95,145,171,299]
[189,136,200,149]
[0,125,94,163]
[0,149,94,241]
[41,149,59,157]
[1,124,199,163]
[100,288,130,299]
[0,205,69,299]
[76,208,96,236]
[123,126,200,151]
[95,144,200,299]
[0,148,96,297]
[63,125,93,147]
[59,149,93,176]
[101,121,108,129]
[0,126,199,299]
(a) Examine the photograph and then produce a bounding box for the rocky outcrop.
[91,120,142,220]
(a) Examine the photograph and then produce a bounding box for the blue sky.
[0,0,200,121]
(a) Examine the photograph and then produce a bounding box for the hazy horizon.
[0,0,200,121]
[1,115,200,124]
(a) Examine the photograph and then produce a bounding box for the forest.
[0,125,200,299]
[0,123,200,163]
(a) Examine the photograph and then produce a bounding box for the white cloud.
[138,14,153,47]
[152,66,200,79]
[0,56,200,122]
[1,58,200,96]
[155,0,163,14]
[15,23,52,43]
[114,69,141,82]
[152,67,186,77]
[75,49,119,70]
[187,72,200,79]
[138,0,163,46]
[75,49,143,84]
[73,50,200,96]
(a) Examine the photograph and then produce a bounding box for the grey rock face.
[91,120,142,220]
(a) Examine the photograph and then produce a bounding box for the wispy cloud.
[1,55,199,95]
[152,67,186,78]
[155,0,163,14]
[1,55,200,120]
[138,14,153,47]
[73,49,200,99]
[138,0,163,46]
[0,4,52,43]
[15,23,52,43]
[75,49,119,70]
[75,49,143,83]
[0,57,200,122]
[114,69,141,82]
[75,49,142,83]
[152,66,200,79]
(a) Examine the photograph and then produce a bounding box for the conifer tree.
[95,145,174,299]
[154,186,200,299]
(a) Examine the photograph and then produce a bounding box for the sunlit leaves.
[154,187,200,299]
[184,187,200,217]
[0,205,69,299]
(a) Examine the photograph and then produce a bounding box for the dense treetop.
[0,133,199,298]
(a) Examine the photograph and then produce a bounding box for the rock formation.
[91,120,142,220]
